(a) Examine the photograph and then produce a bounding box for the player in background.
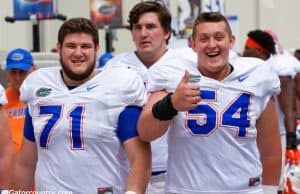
[265,30,300,129]
[0,84,14,189]
[138,12,281,194]
[4,48,35,153]
[11,17,151,194]
[242,29,298,194]
[105,1,185,193]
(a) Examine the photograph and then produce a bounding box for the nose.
[208,38,217,48]
[13,71,26,81]
[140,26,148,37]
[74,46,83,55]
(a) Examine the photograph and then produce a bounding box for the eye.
[145,23,156,30]
[199,35,209,42]
[215,35,224,41]
[133,24,142,30]
[65,43,76,49]
[81,44,93,49]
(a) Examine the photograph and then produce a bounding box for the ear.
[260,49,270,60]
[190,37,197,52]
[229,35,236,49]
[95,44,100,52]
[164,30,171,42]
[56,43,61,52]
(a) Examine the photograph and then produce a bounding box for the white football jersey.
[267,51,298,78]
[147,57,280,194]
[0,84,7,105]
[172,47,198,66]
[106,50,185,173]
[20,66,147,194]
[267,51,298,135]
[105,52,149,82]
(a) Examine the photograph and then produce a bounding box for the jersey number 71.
[38,104,85,149]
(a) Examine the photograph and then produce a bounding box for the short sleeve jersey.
[147,56,280,194]
[20,66,147,194]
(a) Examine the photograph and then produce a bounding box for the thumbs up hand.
[171,70,201,111]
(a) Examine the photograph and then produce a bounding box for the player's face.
[191,21,235,80]
[58,32,98,83]
[243,46,267,60]
[131,12,169,59]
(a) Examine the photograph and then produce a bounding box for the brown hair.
[128,1,171,44]
[192,12,232,39]
[57,17,99,46]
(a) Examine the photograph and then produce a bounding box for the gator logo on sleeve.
[36,87,52,97]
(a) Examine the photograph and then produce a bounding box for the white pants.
[146,172,166,194]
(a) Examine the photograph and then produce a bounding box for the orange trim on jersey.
[245,38,268,53]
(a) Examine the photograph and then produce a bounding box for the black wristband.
[152,93,178,121]
[286,131,297,149]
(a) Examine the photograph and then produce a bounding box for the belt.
[151,170,166,176]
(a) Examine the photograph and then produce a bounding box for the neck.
[61,70,96,87]
[136,48,168,68]
[199,64,232,81]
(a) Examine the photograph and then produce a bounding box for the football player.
[243,29,298,194]
[138,12,282,193]
[105,2,196,193]
[11,17,151,194]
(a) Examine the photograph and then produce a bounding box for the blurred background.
[0,0,299,67]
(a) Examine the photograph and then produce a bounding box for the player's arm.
[294,73,300,118]
[137,90,170,141]
[11,139,37,190]
[11,108,37,190]
[0,104,14,189]
[124,138,151,194]
[278,76,297,148]
[295,73,300,100]
[256,97,281,186]
[137,70,200,142]
[117,106,151,194]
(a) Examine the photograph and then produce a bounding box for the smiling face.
[191,20,235,80]
[57,32,99,86]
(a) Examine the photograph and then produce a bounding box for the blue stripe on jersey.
[200,90,215,100]
[117,106,142,143]
[24,107,35,142]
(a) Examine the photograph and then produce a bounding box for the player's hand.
[171,70,201,111]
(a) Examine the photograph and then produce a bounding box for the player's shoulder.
[151,48,195,69]
[101,65,141,82]
[267,51,297,76]
[232,57,279,83]
[105,52,141,68]
[26,66,61,81]
[231,57,279,88]
[232,56,271,71]
[22,67,61,93]
[162,47,196,64]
